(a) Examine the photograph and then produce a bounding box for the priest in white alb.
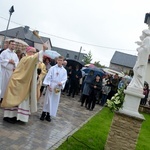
[40,56,67,122]
[0,40,19,102]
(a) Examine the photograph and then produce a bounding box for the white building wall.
[0,35,11,45]
[109,63,132,74]
[34,40,51,51]
[0,35,4,43]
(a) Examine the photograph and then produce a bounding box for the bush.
[106,87,125,111]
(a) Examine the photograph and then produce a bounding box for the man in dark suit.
[67,65,82,98]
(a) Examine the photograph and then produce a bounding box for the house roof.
[110,51,137,68]
[0,26,51,45]
[52,46,86,62]
[52,46,76,53]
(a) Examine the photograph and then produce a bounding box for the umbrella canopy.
[6,38,29,52]
[123,75,132,83]
[84,63,95,68]
[82,67,106,77]
[44,50,61,59]
[13,38,29,46]
[66,58,84,69]
[103,68,124,77]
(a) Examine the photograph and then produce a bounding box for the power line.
[0,15,135,51]
[41,30,135,51]
[0,16,23,26]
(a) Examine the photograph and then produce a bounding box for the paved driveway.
[0,94,102,150]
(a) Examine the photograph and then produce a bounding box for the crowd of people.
[63,66,150,110]
[0,40,67,124]
[62,64,131,111]
[0,40,149,125]
[79,72,120,110]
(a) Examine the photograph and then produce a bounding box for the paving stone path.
[0,93,102,150]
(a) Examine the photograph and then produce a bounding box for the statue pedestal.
[105,112,144,150]
[119,86,145,119]
[105,86,145,150]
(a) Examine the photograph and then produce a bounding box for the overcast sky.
[0,0,150,66]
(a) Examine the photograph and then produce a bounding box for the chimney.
[34,30,39,34]
[24,26,30,33]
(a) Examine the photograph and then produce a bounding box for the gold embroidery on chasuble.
[1,53,39,108]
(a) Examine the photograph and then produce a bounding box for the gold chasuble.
[1,53,39,108]
[37,62,47,100]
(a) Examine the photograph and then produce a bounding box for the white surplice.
[0,49,19,99]
[42,64,67,117]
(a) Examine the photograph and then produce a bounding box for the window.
[66,53,69,58]
[74,55,77,59]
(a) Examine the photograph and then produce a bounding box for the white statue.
[128,29,150,89]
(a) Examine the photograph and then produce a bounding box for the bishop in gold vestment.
[1,45,47,123]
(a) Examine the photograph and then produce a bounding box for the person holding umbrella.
[81,70,95,107]
[87,74,102,111]
[67,65,82,98]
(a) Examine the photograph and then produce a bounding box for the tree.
[83,50,92,64]
[94,61,106,68]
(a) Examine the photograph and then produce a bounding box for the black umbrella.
[82,67,106,77]
[66,59,84,69]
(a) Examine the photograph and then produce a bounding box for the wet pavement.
[0,93,102,150]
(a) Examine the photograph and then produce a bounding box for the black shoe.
[45,113,51,122]
[3,117,8,122]
[12,117,17,121]
[67,94,70,96]
[3,117,16,124]
[81,104,83,106]
[89,108,93,111]
[40,112,46,121]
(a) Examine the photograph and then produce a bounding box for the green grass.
[136,113,150,150]
[56,107,150,150]
[57,107,114,150]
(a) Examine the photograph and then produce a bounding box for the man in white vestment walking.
[0,40,19,102]
[40,56,67,122]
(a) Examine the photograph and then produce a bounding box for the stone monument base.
[120,86,144,119]
[105,112,144,150]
